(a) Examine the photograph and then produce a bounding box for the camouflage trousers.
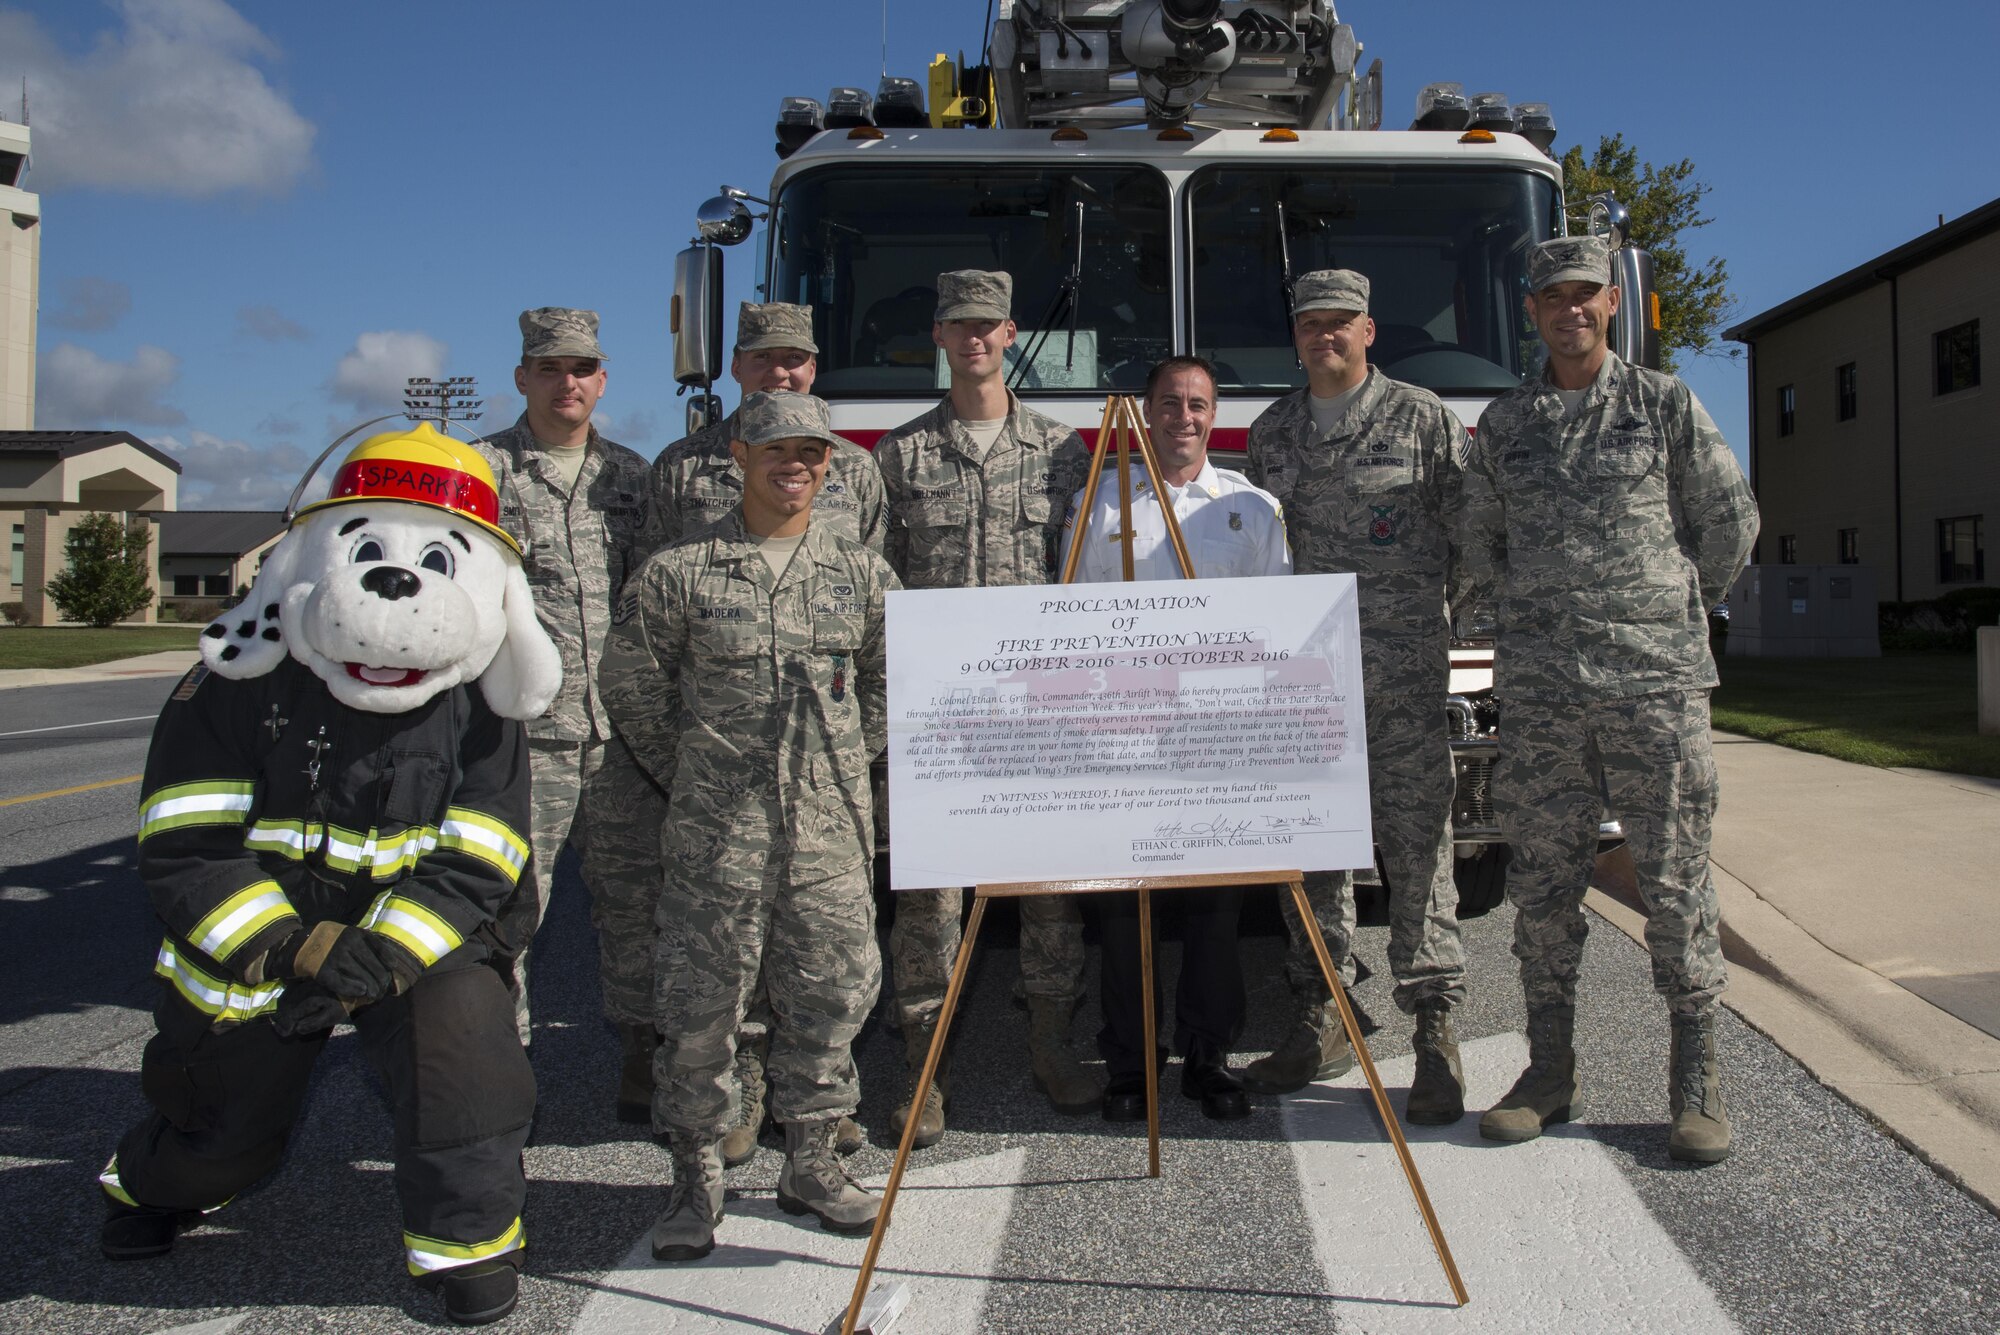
[580,738,673,1026]
[1280,692,1467,1015]
[889,889,1083,1030]
[1497,690,1725,1017]
[501,735,604,1044]
[651,834,881,1136]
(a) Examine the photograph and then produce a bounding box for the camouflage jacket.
[874,392,1089,589]
[642,409,889,556]
[476,416,655,741]
[1461,353,1759,702]
[598,511,898,884]
[1255,372,1469,699]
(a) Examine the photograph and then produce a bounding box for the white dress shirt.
[1062,458,1291,582]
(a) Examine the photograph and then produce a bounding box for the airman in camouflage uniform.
[633,302,882,1159]
[600,390,897,1257]
[1460,237,1758,1162]
[474,309,661,1111]
[874,270,1096,1141]
[1244,270,1472,1125]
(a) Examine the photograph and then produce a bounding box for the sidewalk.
[0,648,198,691]
[1589,729,2000,1213]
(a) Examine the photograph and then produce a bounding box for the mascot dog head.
[201,423,561,719]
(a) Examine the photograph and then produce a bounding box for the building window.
[202,574,231,597]
[1779,534,1798,564]
[1935,320,1980,396]
[1836,362,1857,421]
[1938,516,1984,584]
[9,524,21,587]
[172,575,199,596]
[1778,384,1796,436]
[1838,528,1859,564]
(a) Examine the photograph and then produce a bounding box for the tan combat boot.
[1480,1006,1579,1143]
[1404,1004,1466,1125]
[615,1022,660,1126]
[651,1133,724,1262]
[889,1022,948,1149]
[719,1033,769,1166]
[1667,1011,1732,1163]
[776,1119,879,1234]
[1243,993,1355,1094]
[1027,996,1101,1113]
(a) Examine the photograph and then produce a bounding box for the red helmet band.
[325,458,501,528]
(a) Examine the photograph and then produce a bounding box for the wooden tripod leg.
[1287,876,1469,1308]
[840,893,991,1335]
[1138,887,1161,1178]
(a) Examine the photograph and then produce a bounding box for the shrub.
[0,601,24,627]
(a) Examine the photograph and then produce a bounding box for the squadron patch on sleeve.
[171,664,210,701]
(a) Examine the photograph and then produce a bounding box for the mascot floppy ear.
[200,532,303,679]
[478,560,563,721]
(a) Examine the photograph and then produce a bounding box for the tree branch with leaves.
[46,512,155,628]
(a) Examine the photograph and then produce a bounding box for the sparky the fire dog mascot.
[98,423,561,1327]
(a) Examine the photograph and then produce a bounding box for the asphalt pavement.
[0,670,1997,1333]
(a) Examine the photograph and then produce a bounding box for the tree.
[1560,134,1733,375]
[46,512,155,628]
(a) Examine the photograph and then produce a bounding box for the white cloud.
[0,0,315,198]
[237,304,309,342]
[36,342,187,427]
[156,430,320,509]
[597,408,659,446]
[329,330,448,413]
[46,277,132,333]
[474,390,522,436]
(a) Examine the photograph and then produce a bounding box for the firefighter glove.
[272,982,350,1038]
[270,922,394,1005]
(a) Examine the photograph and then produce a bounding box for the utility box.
[1726,564,1880,658]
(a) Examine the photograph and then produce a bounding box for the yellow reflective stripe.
[438,807,529,882]
[244,820,440,880]
[361,892,462,967]
[244,818,309,858]
[404,1217,524,1275]
[154,940,285,1021]
[188,881,297,962]
[138,781,255,841]
[98,1156,137,1207]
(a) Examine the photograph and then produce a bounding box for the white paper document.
[885,573,1372,888]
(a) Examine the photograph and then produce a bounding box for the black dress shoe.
[1101,1075,1147,1122]
[441,1260,519,1326]
[1181,1058,1251,1121]
[100,1204,197,1261]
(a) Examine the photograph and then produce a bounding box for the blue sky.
[4,0,1994,507]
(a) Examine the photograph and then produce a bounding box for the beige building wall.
[5,442,178,624]
[0,120,38,432]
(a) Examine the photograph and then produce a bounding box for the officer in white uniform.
[1061,355,1290,1121]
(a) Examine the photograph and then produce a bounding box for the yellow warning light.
[1458,129,1497,143]
[847,126,885,141]
[1052,126,1088,142]
[1650,292,1662,330]
[1260,127,1300,143]
[1157,126,1194,142]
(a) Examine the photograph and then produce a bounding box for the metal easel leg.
[1139,887,1161,1178]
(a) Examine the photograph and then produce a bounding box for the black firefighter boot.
[439,1260,520,1326]
[1404,1003,1466,1125]
[1668,1010,1733,1163]
[1479,1004,1579,1143]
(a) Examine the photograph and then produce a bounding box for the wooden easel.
[839,398,1467,1333]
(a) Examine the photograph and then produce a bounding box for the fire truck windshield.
[1188,166,1560,396]
[767,165,1173,398]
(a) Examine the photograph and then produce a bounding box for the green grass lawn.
[1712,650,2000,778]
[0,626,206,670]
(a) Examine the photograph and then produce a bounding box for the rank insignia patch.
[1229,511,1243,531]
[612,592,639,626]
[1369,505,1399,546]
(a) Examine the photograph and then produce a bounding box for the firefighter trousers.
[102,953,537,1279]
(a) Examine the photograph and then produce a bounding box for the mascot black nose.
[361,565,423,601]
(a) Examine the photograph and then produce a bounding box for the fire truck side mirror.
[672,243,725,391]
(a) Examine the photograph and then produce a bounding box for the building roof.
[0,430,183,475]
[159,511,285,558]
[1727,195,2000,343]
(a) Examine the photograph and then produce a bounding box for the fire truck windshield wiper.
[1011,199,1086,391]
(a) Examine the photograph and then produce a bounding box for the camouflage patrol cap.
[518,307,607,361]
[736,302,819,355]
[935,269,1013,322]
[1292,269,1370,317]
[1527,237,1613,292]
[735,389,841,448]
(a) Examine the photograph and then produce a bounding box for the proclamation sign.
[885,573,1372,888]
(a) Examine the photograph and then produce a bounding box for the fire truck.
[669,0,1648,914]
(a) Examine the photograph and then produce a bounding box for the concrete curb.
[0,649,198,691]
[1588,852,2000,1216]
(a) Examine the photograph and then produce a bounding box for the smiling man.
[1461,237,1757,1162]
[600,389,898,1259]
[476,308,659,1096]
[1063,355,1289,1121]
[872,268,1095,1143]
